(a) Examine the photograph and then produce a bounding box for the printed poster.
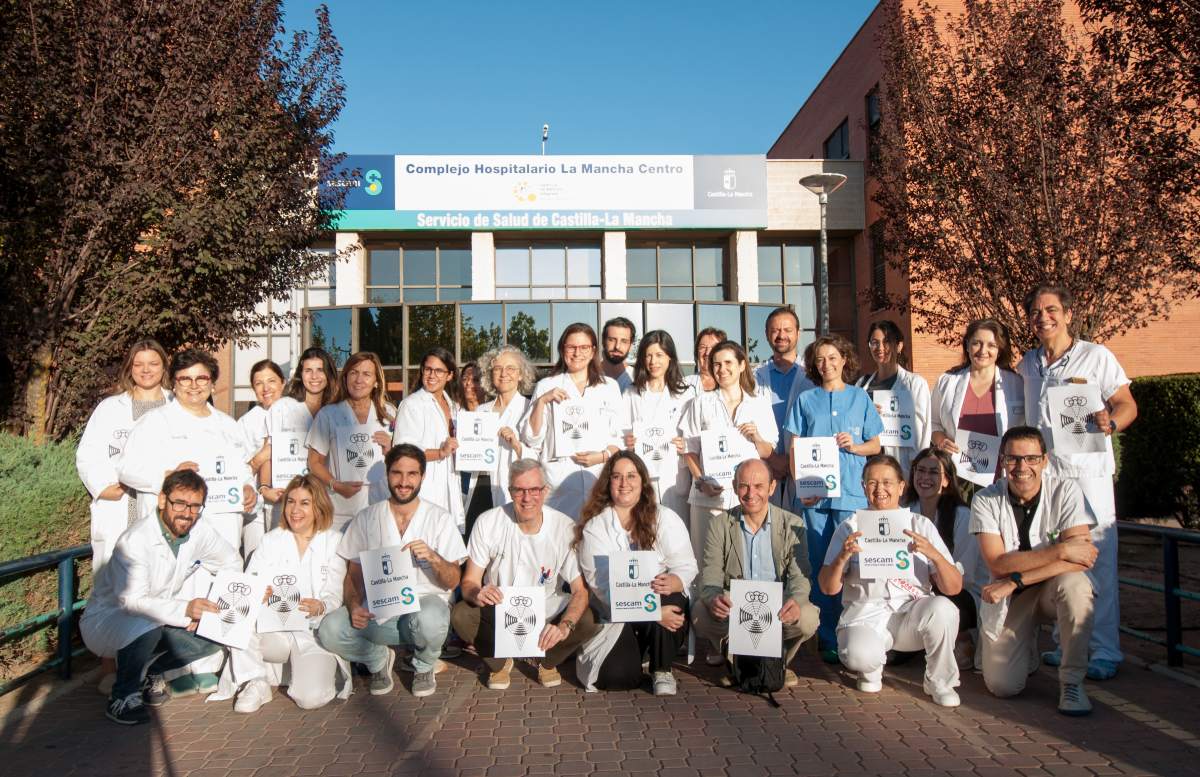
[1046,384,1106,455]
[494,586,546,658]
[456,411,501,473]
[873,390,916,449]
[335,424,382,483]
[728,579,783,658]
[699,427,758,494]
[791,436,842,499]
[608,550,661,623]
[196,445,244,515]
[552,400,603,457]
[633,422,678,481]
[953,429,1002,487]
[271,404,311,489]
[257,569,309,633]
[358,545,422,620]
[197,571,269,650]
[855,510,916,581]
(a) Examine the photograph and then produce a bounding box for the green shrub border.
[1116,373,1200,524]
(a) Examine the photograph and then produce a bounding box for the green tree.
[0,1,346,440]
[506,312,550,363]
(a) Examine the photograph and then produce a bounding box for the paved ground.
[2,640,1197,777]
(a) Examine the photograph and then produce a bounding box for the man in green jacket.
[694,458,820,686]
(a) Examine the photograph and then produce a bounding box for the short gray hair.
[478,345,537,396]
[734,457,773,485]
[508,457,548,488]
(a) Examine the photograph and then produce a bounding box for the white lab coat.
[520,373,623,519]
[856,366,932,475]
[80,514,241,658]
[306,401,392,528]
[930,367,1025,444]
[117,401,255,551]
[621,384,695,519]
[393,389,465,532]
[76,390,172,570]
[466,394,533,507]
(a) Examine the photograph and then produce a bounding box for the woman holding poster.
[574,451,696,694]
[622,330,695,519]
[464,346,536,533]
[930,319,1024,493]
[307,352,394,530]
[784,335,882,661]
[818,454,963,707]
[214,474,349,713]
[118,348,257,551]
[261,347,339,504]
[855,321,931,477]
[393,347,465,532]
[521,323,623,519]
[238,360,285,557]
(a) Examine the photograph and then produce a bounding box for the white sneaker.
[233,680,272,713]
[652,671,677,696]
[930,689,961,707]
[857,676,883,693]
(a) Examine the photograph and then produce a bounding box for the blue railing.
[1116,521,1200,667]
[0,545,92,695]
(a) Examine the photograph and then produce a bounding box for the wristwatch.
[560,618,576,632]
[1109,419,1118,434]
[1009,572,1026,592]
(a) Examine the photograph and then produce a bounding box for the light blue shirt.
[755,359,811,431]
[739,513,776,582]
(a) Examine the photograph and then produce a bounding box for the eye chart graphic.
[1046,384,1106,455]
[729,579,782,657]
[494,586,546,658]
[258,571,308,632]
[197,571,267,650]
[553,400,602,456]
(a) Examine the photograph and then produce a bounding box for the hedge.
[1116,373,1200,527]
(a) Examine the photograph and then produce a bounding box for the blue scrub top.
[783,384,884,511]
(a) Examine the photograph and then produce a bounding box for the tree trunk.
[23,341,53,444]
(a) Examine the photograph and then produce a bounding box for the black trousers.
[596,591,689,691]
[949,589,978,632]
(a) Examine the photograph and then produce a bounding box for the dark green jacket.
[698,503,812,608]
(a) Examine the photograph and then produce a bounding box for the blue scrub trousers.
[802,506,856,650]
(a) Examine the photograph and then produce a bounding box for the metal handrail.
[1116,521,1200,667]
[0,544,92,696]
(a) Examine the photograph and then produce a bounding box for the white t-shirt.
[1018,340,1129,478]
[467,504,581,618]
[339,500,467,603]
[238,404,270,457]
[678,388,779,509]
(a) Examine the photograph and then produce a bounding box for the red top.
[958,382,998,436]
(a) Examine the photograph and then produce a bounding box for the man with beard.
[318,444,466,698]
[601,317,636,392]
[755,306,814,506]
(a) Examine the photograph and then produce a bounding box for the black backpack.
[729,655,786,707]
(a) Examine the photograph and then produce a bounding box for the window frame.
[625,241,728,301]
[364,242,473,302]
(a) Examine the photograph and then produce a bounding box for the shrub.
[1116,374,1200,528]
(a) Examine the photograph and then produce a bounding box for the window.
[626,243,726,301]
[869,221,887,310]
[366,243,472,302]
[757,238,855,344]
[866,87,882,171]
[823,118,850,160]
[495,243,601,300]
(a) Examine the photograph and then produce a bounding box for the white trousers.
[838,596,961,694]
[1076,476,1121,663]
[230,631,339,710]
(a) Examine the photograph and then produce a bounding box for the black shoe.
[106,693,150,725]
[142,674,169,707]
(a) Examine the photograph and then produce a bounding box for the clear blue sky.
[282,0,879,155]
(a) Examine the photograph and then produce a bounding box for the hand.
[261,487,285,504]
[835,432,854,450]
[697,479,724,497]
[538,622,568,651]
[349,601,375,629]
[440,437,460,457]
[709,593,732,620]
[672,436,685,454]
[937,437,961,454]
[540,388,570,406]
[623,431,636,450]
[476,585,504,607]
[800,496,821,507]
[982,579,1017,604]
[778,598,803,625]
[372,430,391,448]
[332,480,364,499]
[903,529,940,561]
[251,440,271,470]
[650,573,683,595]
[1092,407,1114,436]
[499,426,519,446]
[261,586,274,604]
[1058,536,1098,568]
[571,450,599,466]
[242,484,257,512]
[186,620,199,632]
[839,531,863,562]
[185,597,220,620]
[402,540,440,565]
[874,403,884,415]
[737,422,760,443]
[98,483,127,501]
[659,604,686,632]
[299,598,326,617]
[173,461,200,474]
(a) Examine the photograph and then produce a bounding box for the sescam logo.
[364,169,383,196]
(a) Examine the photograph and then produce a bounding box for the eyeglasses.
[563,345,594,354]
[174,375,212,387]
[511,485,548,498]
[421,366,449,377]
[167,498,204,514]
[491,365,519,375]
[1001,454,1044,467]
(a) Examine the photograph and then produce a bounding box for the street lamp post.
[799,173,847,335]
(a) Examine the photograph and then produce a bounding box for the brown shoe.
[784,669,799,688]
[487,659,514,690]
[537,663,562,688]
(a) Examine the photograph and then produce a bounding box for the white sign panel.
[335,424,382,482]
[633,423,678,481]
[856,510,916,581]
[197,447,244,515]
[456,411,501,473]
[608,551,661,623]
[873,390,916,449]
[257,569,309,633]
[1046,384,1106,455]
[197,571,268,650]
[953,429,1002,487]
[552,400,603,457]
[728,579,783,658]
[699,427,758,494]
[494,586,547,658]
[791,437,842,498]
[358,545,422,621]
[271,405,311,489]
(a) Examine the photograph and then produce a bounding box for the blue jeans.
[802,507,856,649]
[113,626,221,700]
[317,595,450,673]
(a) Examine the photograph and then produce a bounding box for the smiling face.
[562,332,595,375]
[344,360,377,401]
[1002,437,1046,496]
[510,467,548,522]
[173,363,214,411]
[421,354,451,395]
[252,367,283,409]
[609,457,643,510]
[813,343,846,387]
[867,328,898,368]
[643,343,671,382]
[490,352,521,395]
[387,455,424,505]
[603,325,633,366]
[284,486,317,536]
[696,333,721,372]
[131,350,165,392]
[968,328,999,370]
[157,486,206,539]
[734,459,776,518]
[911,457,949,501]
[300,357,328,397]
[767,314,797,357]
[1028,292,1073,345]
[864,462,905,510]
[710,346,744,389]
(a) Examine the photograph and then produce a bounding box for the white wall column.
[730,230,759,302]
[471,232,496,300]
[603,231,626,299]
[334,232,365,305]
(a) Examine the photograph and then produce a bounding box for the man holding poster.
[317,445,466,699]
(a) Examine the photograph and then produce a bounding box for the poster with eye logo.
[953,429,1002,487]
[358,545,422,621]
[1046,384,1106,455]
[257,569,309,632]
[553,400,603,457]
[872,390,916,448]
[633,423,677,480]
[336,424,381,479]
[456,411,501,473]
[791,436,841,498]
[856,510,915,581]
[197,571,269,650]
[494,586,546,658]
[271,404,312,488]
[728,579,782,658]
[608,550,661,623]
